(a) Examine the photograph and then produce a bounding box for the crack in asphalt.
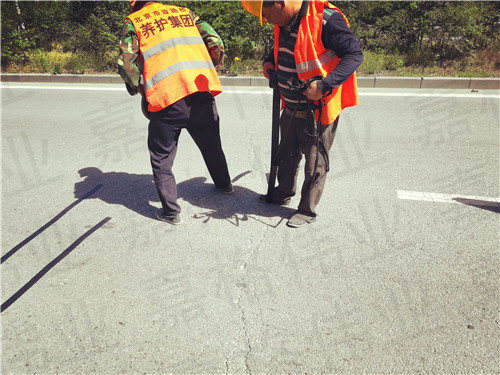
[230,228,269,374]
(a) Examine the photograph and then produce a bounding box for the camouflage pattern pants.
[147,92,231,215]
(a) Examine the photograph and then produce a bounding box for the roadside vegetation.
[1,1,499,77]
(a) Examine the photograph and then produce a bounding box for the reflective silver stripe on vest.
[142,36,204,61]
[144,60,215,91]
[296,50,337,74]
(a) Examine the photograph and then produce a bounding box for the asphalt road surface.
[1,82,499,374]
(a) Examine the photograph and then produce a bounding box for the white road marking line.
[0,85,123,91]
[222,90,499,98]
[358,92,499,98]
[220,90,271,95]
[1,84,499,98]
[397,190,500,207]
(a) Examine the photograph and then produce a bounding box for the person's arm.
[190,10,225,70]
[263,49,276,79]
[317,11,364,95]
[117,19,142,95]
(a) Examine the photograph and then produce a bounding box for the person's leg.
[185,93,231,189]
[273,111,304,201]
[148,100,188,216]
[288,116,339,227]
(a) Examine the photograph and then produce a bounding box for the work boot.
[220,183,234,195]
[258,194,291,206]
[155,209,183,225]
[286,211,316,228]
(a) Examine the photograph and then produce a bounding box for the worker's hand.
[303,80,323,101]
[138,84,144,95]
[263,62,275,80]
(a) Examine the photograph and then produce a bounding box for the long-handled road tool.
[266,71,281,203]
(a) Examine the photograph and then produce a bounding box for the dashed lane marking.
[397,190,500,207]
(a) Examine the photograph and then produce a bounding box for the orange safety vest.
[128,3,222,112]
[273,0,358,125]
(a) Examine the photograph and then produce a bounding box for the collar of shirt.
[281,0,309,34]
[298,0,309,18]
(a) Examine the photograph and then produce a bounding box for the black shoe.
[221,183,234,195]
[258,194,291,206]
[155,209,183,225]
[286,212,316,228]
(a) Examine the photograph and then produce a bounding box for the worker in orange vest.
[241,0,363,228]
[118,1,233,225]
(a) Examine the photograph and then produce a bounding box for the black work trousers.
[147,92,231,215]
[274,110,339,217]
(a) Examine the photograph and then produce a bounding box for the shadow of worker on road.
[74,168,295,226]
[74,167,159,219]
[177,172,296,227]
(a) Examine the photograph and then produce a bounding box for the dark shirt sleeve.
[318,11,363,94]
[264,47,275,66]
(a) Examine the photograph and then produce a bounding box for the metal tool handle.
[266,69,280,203]
[268,70,278,90]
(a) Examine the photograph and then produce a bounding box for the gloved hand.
[125,83,145,96]
[303,80,323,101]
[263,62,275,79]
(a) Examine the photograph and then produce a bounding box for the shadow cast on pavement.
[74,167,159,219]
[74,168,295,227]
[452,197,500,214]
[177,176,295,227]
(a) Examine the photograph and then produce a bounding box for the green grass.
[356,50,496,78]
[227,51,496,78]
[3,48,119,75]
[2,49,497,78]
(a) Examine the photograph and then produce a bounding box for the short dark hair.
[132,0,150,12]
